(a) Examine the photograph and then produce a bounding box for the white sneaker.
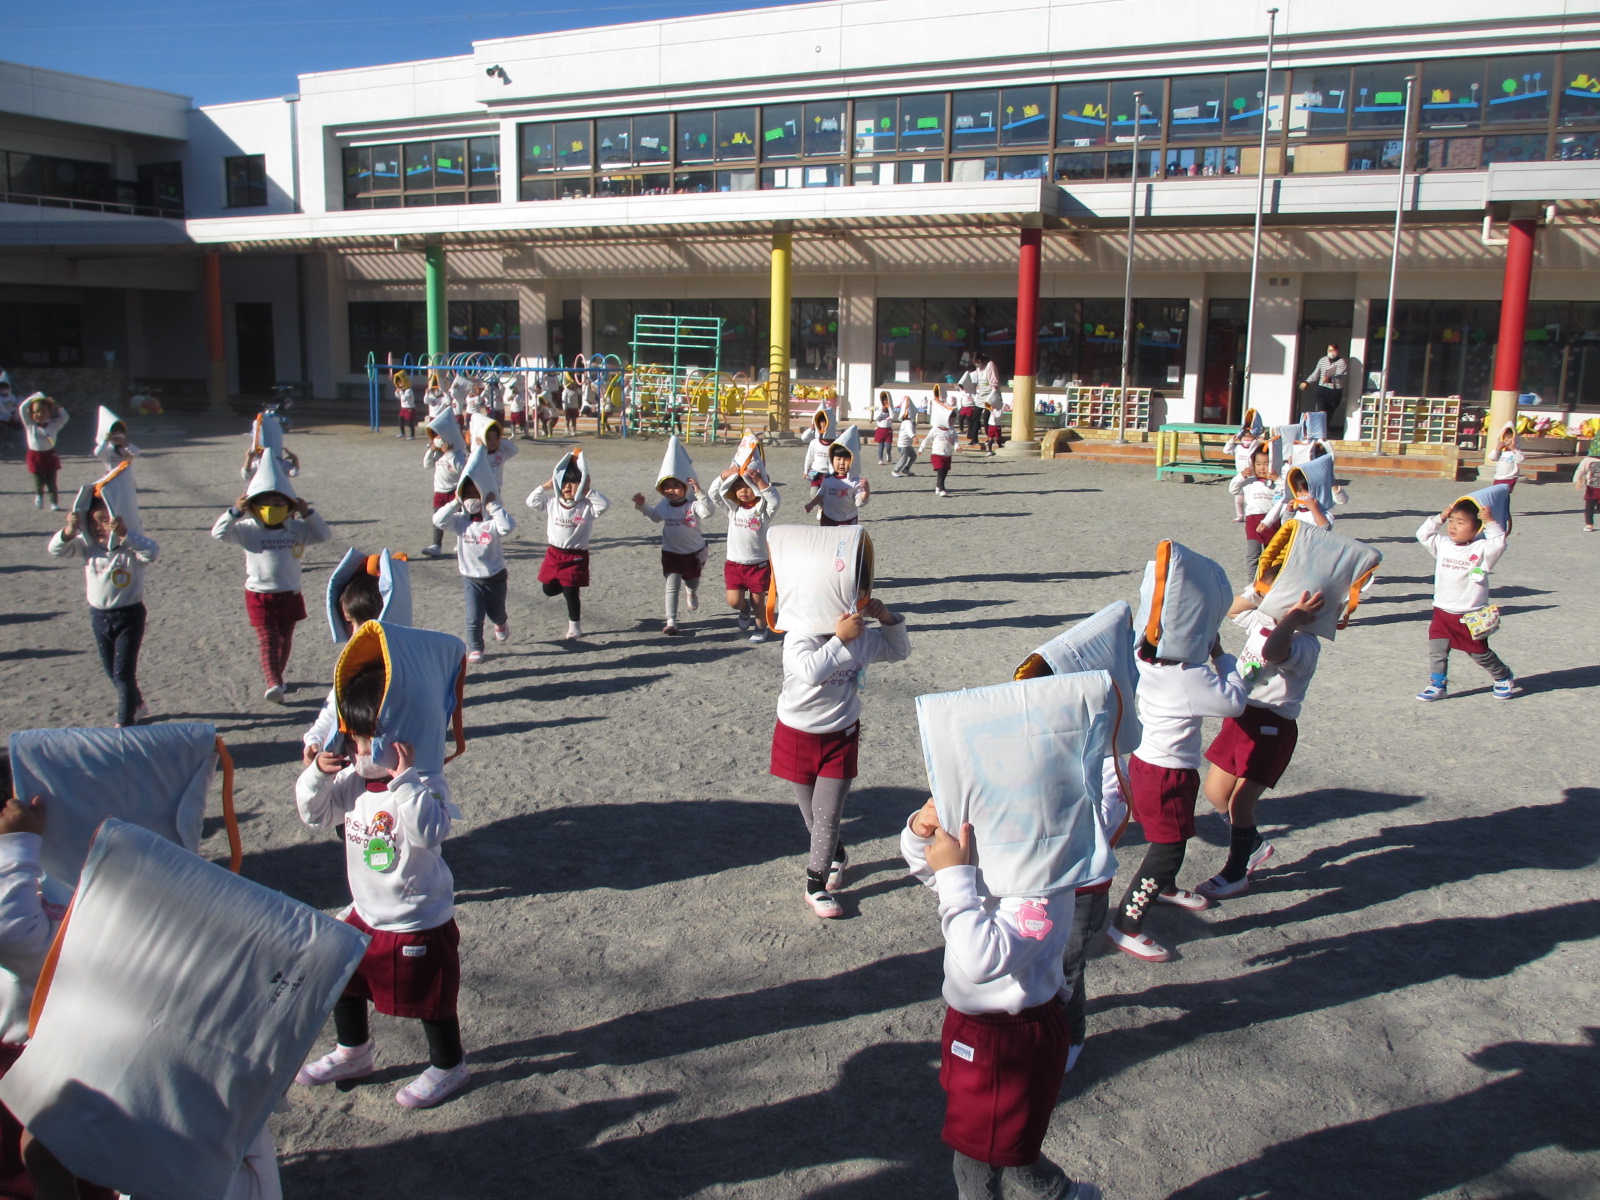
[737,613,753,631]
[263,685,285,704]
[296,1041,374,1086]
[395,1061,470,1109]
[749,629,768,643]
[466,649,484,663]
[493,622,510,642]
[421,544,442,557]
[565,621,583,640]
[33,495,42,509]
[685,588,699,611]
[49,503,61,512]
[133,701,150,723]
[891,470,904,478]
[804,889,843,919]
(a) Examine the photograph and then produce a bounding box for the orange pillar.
[204,251,227,410]
[1485,217,1536,465]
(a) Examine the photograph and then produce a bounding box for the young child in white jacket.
[433,451,516,663]
[633,473,713,637]
[528,454,610,640]
[710,464,780,642]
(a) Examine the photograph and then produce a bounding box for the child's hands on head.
[631,493,647,507]
[863,597,896,625]
[315,750,346,775]
[393,741,414,773]
[62,513,80,539]
[0,795,45,838]
[926,822,974,872]
[1287,590,1326,620]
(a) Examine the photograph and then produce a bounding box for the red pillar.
[1486,217,1535,462]
[204,251,227,409]
[1011,226,1043,444]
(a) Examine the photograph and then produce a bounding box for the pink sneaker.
[1154,888,1210,912]
[295,1041,374,1086]
[395,1061,470,1109]
[466,649,485,664]
[1105,927,1171,962]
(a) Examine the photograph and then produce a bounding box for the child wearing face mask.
[433,448,516,664]
[211,462,332,704]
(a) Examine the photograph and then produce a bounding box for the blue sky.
[3,0,814,106]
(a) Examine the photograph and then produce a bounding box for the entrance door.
[235,303,276,395]
[1202,300,1248,424]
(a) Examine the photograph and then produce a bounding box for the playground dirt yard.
[2,414,1596,1200]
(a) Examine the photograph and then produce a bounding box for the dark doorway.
[547,298,581,364]
[1297,299,1357,426]
[235,302,276,395]
[1202,299,1248,424]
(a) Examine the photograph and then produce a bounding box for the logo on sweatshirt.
[1014,899,1053,940]
[111,566,132,590]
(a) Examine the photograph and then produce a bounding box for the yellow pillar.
[769,231,792,434]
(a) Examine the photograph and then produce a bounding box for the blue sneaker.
[1416,679,1448,702]
[1493,678,1522,699]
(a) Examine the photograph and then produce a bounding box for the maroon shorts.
[244,588,307,629]
[1204,704,1300,789]
[1244,512,1273,545]
[873,427,892,444]
[819,513,858,527]
[1586,485,1600,502]
[0,1044,119,1200]
[398,407,414,422]
[25,449,60,477]
[770,719,859,784]
[433,490,455,510]
[1500,477,1518,492]
[931,454,952,471]
[986,425,1002,440]
[539,545,590,588]
[505,410,525,427]
[342,911,461,1020]
[1126,754,1199,843]
[661,548,706,581]
[724,559,772,594]
[1429,606,1491,652]
[940,1001,1070,1167]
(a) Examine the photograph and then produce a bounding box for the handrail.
[0,189,185,220]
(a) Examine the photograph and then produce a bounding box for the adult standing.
[968,353,999,445]
[1299,344,1348,418]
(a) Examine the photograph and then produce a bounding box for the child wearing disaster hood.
[528,449,610,641]
[211,453,333,703]
[294,623,470,1110]
[1415,488,1518,701]
[433,446,516,664]
[19,394,68,511]
[421,408,469,558]
[47,484,160,726]
[710,459,780,643]
[803,428,869,526]
[632,436,713,636]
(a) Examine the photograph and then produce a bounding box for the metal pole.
[1374,75,1416,456]
[1241,7,1279,424]
[1115,90,1143,445]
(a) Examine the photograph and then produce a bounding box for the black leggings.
[1587,495,1598,525]
[935,465,950,491]
[1112,840,1188,936]
[333,995,462,1069]
[542,578,582,620]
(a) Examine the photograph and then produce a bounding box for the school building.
[2,0,1598,446]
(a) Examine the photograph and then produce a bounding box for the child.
[1575,438,1600,532]
[424,373,450,422]
[91,405,138,471]
[538,381,559,439]
[433,447,515,664]
[48,490,159,726]
[768,526,910,917]
[211,456,332,703]
[633,438,712,636]
[892,402,919,477]
[463,381,488,419]
[920,419,959,497]
[19,394,68,511]
[1491,422,1523,494]
[0,375,17,454]
[710,463,780,642]
[804,440,868,526]
[801,407,836,484]
[982,401,1004,456]
[421,409,468,558]
[502,375,527,439]
[304,550,410,763]
[528,450,609,641]
[469,414,520,497]
[1230,441,1281,577]
[873,391,894,465]
[1195,587,1325,899]
[1222,412,1263,522]
[294,654,469,1109]
[1262,460,1333,532]
[901,806,1102,1200]
[393,370,417,441]
[1108,543,1246,963]
[562,375,581,437]
[1415,495,1517,700]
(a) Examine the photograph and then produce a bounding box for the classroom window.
[762,164,846,189]
[224,155,267,208]
[347,301,425,371]
[1365,299,1500,403]
[1223,70,1285,137]
[347,138,495,208]
[1000,87,1051,146]
[678,111,716,163]
[899,93,947,152]
[1351,63,1416,130]
[952,91,1000,150]
[1559,51,1600,127]
[1058,82,1110,148]
[804,102,847,157]
[0,302,82,367]
[761,105,802,159]
[1168,76,1225,140]
[1290,68,1351,136]
[853,97,900,156]
[447,301,518,357]
[555,121,591,171]
[1484,55,1554,126]
[716,108,758,160]
[1419,58,1486,131]
[1111,80,1164,141]
[596,172,672,196]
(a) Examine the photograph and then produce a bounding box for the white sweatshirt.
[424,441,465,493]
[304,688,338,751]
[776,619,912,734]
[93,440,139,470]
[434,500,515,577]
[425,389,449,418]
[395,386,415,411]
[1231,606,1321,720]
[530,487,611,550]
[640,493,712,554]
[1492,447,1524,481]
[712,485,780,563]
[485,440,519,495]
[920,426,958,458]
[897,418,917,448]
[48,528,159,608]
[295,763,457,933]
[815,475,867,523]
[874,407,893,430]
[21,407,68,452]
[802,438,834,478]
[211,508,332,593]
[1229,473,1280,517]
[1132,653,1247,768]
[901,832,1074,1016]
[0,833,57,1043]
[1222,434,1259,473]
[1417,515,1507,614]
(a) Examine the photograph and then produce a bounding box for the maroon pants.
[245,589,307,689]
[940,1002,1070,1167]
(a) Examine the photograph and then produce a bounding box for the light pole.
[1374,75,1417,455]
[1115,89,1143,444]
[1240,7,1279,426]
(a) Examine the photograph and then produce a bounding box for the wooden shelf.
[1358,396,1460,446]
[1060,385,1152,435]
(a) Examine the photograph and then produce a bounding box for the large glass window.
[762,105,802,158]
[899,94,947,152]
[596,172,672,196]
[225,155,267,207]
[636,115,672,164]
[1366,300,1499,402]
[448,300,518,356]
[716,108,757,160]
[597,118,634,167]
[1420,58,1485,130]
[678,111,716,163]
[1054,152,1108,181]
[1290,67,1351,136]
[1484,55,1554,126]
[0,302,82,367]
[348,301,425,371]
[1168,75,1225,140]
[952,91,1000,150]
[1521,301,1600,409]
[348,138,493,209]
[1224,70,1285,137]
[853,97,899,156]
[1000,87,1052,146]
[519,125,554,173]
[403,143,433,189]
[467,137,499,201]
[804,102,846,156]
[1111,80,1163,142]
[1351,63,1415,130]
[763,164,846,189]
[555,121,591,171]
[1559,52,1600,127]
[1059,82,1109,147]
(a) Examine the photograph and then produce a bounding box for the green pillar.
[424,244,447,359]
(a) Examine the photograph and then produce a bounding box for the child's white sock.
[1233,493,1245,519]
[664,573,682,622]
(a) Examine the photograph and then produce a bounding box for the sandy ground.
[1,413,1597,1200]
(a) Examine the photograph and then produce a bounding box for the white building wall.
[186,100,299,218]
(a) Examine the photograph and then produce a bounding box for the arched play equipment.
[364,351,625,434]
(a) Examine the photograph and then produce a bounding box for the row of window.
[0,151,183,217]
[0,303,83,368]
[343,138,501,208]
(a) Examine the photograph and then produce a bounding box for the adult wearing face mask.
[211,453,333,704]
[1299,344,1348,419]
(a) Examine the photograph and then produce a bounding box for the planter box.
[1521,437,1577,453]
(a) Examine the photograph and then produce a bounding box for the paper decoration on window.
[916,116,940,130]
[1375,91,1404,106]
[1022,103,1040,117]
[1431,89,1451,103]
[640,136,660,149]
[570,140,585,152]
